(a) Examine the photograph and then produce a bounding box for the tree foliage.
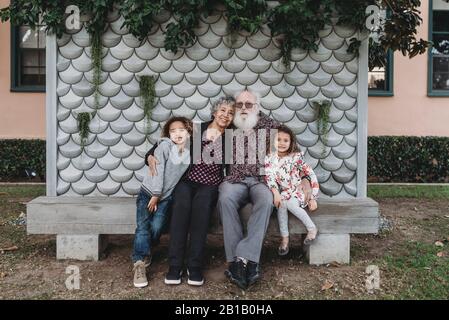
[0,0,432,68]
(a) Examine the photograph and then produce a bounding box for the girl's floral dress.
[264,152,319,208]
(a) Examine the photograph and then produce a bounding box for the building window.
[11,24,46,92]
[429,0,449,96]
[368,49,394,96]
[368,6,393,97]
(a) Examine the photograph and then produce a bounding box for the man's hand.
[147,155,160,177]
[272,189,282,209]
[308,199,318,212]
[147,196,159,213]
[300,178,312,203]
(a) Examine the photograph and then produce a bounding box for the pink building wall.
[0,0,447,139]
[0,0,45,139]
[368,0,449,137]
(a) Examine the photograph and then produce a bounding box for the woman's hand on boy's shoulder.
[147,155,160,176]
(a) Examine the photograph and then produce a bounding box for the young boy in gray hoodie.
[132,117,192,288]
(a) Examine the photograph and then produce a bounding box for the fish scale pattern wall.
[55,9,360,198]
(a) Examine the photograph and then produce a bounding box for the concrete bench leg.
[305,234,350,265]
[56,235,108,261]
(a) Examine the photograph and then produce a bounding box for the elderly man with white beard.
[219,89,312,290]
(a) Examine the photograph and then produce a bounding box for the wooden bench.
[27,197,379,265]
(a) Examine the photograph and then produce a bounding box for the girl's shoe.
[278,237,290,256]
[303,229,319,246]
[277,244,289,256]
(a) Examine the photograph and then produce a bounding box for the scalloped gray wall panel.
[56,10,360,198]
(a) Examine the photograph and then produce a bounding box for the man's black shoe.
[225,260,247,290]
[246,261,261,286]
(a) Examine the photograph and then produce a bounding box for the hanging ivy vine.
[77,112,93,148]
[79,0,116,111]
[312,99,331,156]
[139,75,156,137]
[91,31,102,112]
[76,1,113,146]
[77,30,102,150]
[0,0,432,69]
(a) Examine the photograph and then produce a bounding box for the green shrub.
[0,139,45,181]
[368,136,449,183]
[1,137,449,183]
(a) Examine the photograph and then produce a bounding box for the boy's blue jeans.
[132,190,172,263]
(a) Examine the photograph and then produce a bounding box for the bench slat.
[27,196,379,235]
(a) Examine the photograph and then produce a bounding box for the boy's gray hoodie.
[141,137,190,200]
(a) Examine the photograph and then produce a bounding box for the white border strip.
[357,34,369,198]
[46,34,57,196]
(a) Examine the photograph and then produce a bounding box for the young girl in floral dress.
[264,125,320,256]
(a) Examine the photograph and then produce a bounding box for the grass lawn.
[0,184,448,300]
[380,241,449,299]
[368,185,449,199]
[0,185,46,198]
[0,185,48,264]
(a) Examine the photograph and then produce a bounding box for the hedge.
[1,137,448,182]
[368,136,449,183]
[0,139,46,181]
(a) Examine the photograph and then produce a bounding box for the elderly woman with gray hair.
[145,96,236,286]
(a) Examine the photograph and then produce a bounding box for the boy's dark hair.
[161,117,193,138]
[276,125,301,154]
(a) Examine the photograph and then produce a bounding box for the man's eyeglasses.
[235,102,257,109]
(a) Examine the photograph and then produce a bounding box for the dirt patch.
[1,197,448,300]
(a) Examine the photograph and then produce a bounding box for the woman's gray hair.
[210,96,236,119]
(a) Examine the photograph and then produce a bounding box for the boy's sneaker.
[133,260,148,288]
[144,254,152,268]
[187,268,204,286]
[164,266,183,285]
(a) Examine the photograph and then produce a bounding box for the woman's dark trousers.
[168,179,219,269]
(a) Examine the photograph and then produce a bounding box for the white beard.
[233,111,259,130]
